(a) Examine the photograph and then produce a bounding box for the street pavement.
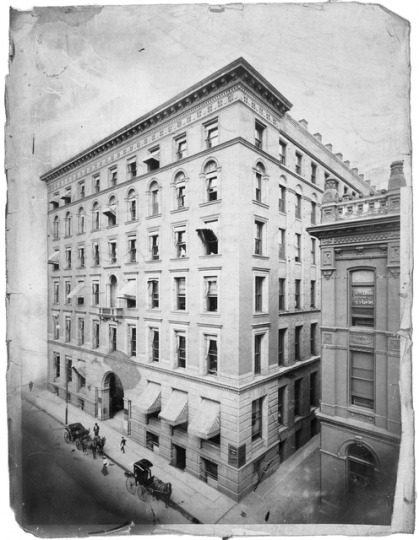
[23,381,324,528]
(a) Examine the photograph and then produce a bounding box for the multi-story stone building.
[42,58,371,501]
[308,161,404,522]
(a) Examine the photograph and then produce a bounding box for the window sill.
[252,255,269,260]
[252,200,270,210]
[278,210,286,216]
[169,257,189,262]
[253,312,269,317]
[124,219,139,225]
[52,237,60,241]
[107,224,118,229]
[294,415,304,424]
[199,254,222,259]
[200,312,220,317]
[76,232,86,237]
[125,261,138,265]
[64,235,72,240]
[146,214,162,220]
[199,199,221,208]
[171,310,189,315]
[103,265,121,269]
[170,207,189,214]
[91,228,101,233]
[348,405,375,418]
[146,259,161,264]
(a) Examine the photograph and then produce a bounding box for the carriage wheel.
[76,440,81,451]
[64,432,70,444]
[137,485,148,502]
[126,476,136,495]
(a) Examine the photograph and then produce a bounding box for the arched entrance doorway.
[109,275,117,307]
[101,372,124,420]
[348,443,376,491]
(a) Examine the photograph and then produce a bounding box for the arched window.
[78,207,85,234]
[109,275,117,308]
[127,189,137,221]
[311,194,317,225]
[348,444,376,490]
[149,181,160,216]
[92,202,100,231]
[350,269,375,327]
[204,161,218,202]
[65,212,72,237]
[104,196,117,227]
[254,162,265,202]
[53,215,60,240]
[174,172,186,209]
[278,177,287,213]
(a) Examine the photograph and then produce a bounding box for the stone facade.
[42,58,371,501]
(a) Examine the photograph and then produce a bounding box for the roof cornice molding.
[41,58,293,184]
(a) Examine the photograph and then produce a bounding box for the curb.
[24,394,202,525]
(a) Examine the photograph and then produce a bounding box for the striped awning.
[159,390,188,426]
[72,360,86,378]
[136,383,161,414]
[48,251,60,264]
[117,280,136,300]
[67,282,85,299]
[188,399,220,439]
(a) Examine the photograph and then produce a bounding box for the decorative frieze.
[349,411,374,423]
[349,332,374,349]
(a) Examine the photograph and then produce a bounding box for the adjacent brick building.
[42,58,371,500]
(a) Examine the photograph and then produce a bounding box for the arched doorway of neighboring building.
[102,372,124,420]
[109,275,117,307]
[347,443,376,492]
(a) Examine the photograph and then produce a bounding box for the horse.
[85,435,106,456]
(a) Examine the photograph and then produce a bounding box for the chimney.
[344,160,351,167]
[335,153,343,160]
[388,160,407,190]
[299,119,308,129]
[325,143,333,152]
[352,168,358,175]
[313,133,322,142]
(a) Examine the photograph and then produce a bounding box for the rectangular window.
[53,219,59,240]
[311,163,317,184]
[310,323,317,356]
[109,326,117,352]
[65,317,71,342]
[130,327,137,357]
[78,213,85,234]
[108,241,117,264]
[310,372,318,407]
[79,376,86,389]
[255,172,262,202]
[92,282,100,305]
[351,351,374,410]
[175,230,187,258]
[351,270,375,327]
[53,315,60,339]
[54,353,61,378]
[77,281,85,306]
[92,206,100,231]
[255,276,264,312]
[93,321,99,348]
[109,167,117,187]
[205,278,218,312]
[79,181,85,199]
[152,329,159,362]
[278,228,285,260]
[202,458,218,483]
[79,318,85,345]
[206,175,218,201]
[278,185,286,213]
[177,334,186,368]
[149,280,159,309]
[311,238,316,264]
[254,221,264,255]
[325,172,330,183]
[129,197,137,221]
[295,152,302,175]
[294,379,302,417]
[295,194,302,219]
[65,281,71,304]
[62,188,71,205]
[53,282,59,304]
[295,326,302,361]
[93,175,100,193]
[66,359,72,382]
[151,185,159,215]
[205,120,218,149]
[92,242,100,266]
[309,282,315,310]
[78,247,85,268]
[279,140,287,165]
[295,278,301,311]
[278,329,286,366]
[207,338,218,375]
[149,234,159,261]
[295,234,301,262]
[176,277,186,310]
[278,387,285,425]
[64,215,72,237]
[278,278,285,311]
[255,121,264,149]
[254,334,262,375]
[198,221,218,255]
[146,147,160,172]
[65,248,72,269]
[251,398,263,440]
[177,184,186,209]
[176,137,187,160]
[127,159,137,180]
[311,202,316,224]
[128,238,137,263]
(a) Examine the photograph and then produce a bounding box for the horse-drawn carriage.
[64,423,106,455]
[125,459,172,505]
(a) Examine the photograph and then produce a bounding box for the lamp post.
[65,358,69,425]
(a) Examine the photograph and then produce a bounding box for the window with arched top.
[204,160,218,202]
[65,212,72,237]
[174,172,186,209]
[255,162,266,203]
[92,202,100,231]
[104,196,117,227]
[78,207,85,234]
[53,215,60,240]
[149,181,160,216]
[348,444,376,490]
[311,197,317,225]
[278,182,286,213]
[350,269,375,327]
[127,189,137,221]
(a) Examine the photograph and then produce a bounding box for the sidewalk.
[23,382,320,525]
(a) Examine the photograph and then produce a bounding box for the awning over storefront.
[48,251,60,265]
[67,282,85,299]
[117,280,136,300]
[72,360,86,378]
[188,399,220,439]
[136,383,161,415]
[159,390,188,426]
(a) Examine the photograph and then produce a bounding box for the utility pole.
[65,358,69,425]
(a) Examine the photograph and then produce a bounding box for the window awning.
[196,226,218,243]
[60,193,71,201]
[159,390,188,426]
[67,282,85,299]
[117,281,136,300]
[143,152,160,165]
[136,383,161,414]
[72,360,86,378]
[103,206,116,218]
[48,252,60,265]
[188,399,220,439]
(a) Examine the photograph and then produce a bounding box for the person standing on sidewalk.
[101,456,109,476]
[91,439,97,460]
[82,439,88,456]
[120,436,126,454]
[93,423,100,438]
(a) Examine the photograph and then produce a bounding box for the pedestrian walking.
[29,381,33,392]
[82,440,88,456]
[93,423,100,437]
[120,436,126,454]
[101,456,109,476]
[92,439,97,460]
